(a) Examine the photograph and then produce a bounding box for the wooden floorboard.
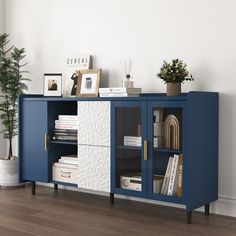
[0,185,236,236]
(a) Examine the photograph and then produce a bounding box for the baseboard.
[36,183,236,218]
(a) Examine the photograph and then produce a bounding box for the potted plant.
[157,59,194,96]
[0,33,30,186]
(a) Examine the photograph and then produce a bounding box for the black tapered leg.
[187,211,192,224]
[54,184,58,191]
[110,193,114,204]
[31,181,36,195]
[205,203,210,216]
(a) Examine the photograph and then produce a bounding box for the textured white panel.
[77,101,110,146]
[78,145,110,192]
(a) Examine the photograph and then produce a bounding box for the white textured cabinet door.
[78,145,110,192]
[77,101,110,146]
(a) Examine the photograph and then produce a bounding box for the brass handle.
[144,140,148,161]
[44,134,49,151]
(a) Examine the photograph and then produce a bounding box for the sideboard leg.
[110,193,114,204]
[31,181,36,195]
[54,184,58,191]
[205,203,210,216]
[187,211,192,224]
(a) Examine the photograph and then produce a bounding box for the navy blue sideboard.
[19,92,219,223]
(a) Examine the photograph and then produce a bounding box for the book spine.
[161,157,173,195]
[99,88,126,93]
[53,162,78,169]
[55,120,78,125]
[177,154,183,197]
[99,88,141,93]
[58,115,78,121]
[59,159,78,165]
[61,157,78,161]
[55,125,78,130]
[167,154,179,196]
[99,93,130,97]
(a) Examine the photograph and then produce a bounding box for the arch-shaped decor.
[164,114,180,150]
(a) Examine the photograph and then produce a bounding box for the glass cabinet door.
[111,101,147,198]
[147,101,185,204]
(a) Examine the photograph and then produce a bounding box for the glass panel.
[152,107,183,198]
[115,107,142,191]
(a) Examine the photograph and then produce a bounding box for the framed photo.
[63,55,92,97]
[44,73,62,96]
[76,69,102,97]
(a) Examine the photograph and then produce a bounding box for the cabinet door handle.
[144,140,148,161]
[44,134,49,151]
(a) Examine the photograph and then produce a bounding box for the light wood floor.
[0,185,236,236]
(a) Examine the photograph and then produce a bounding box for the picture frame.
[44,73,62,96]
[63,55,92,97]
[76,69,102,97]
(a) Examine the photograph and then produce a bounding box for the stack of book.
[52,154,78,184]
[52,115,78,142]
[124,136,141,147]
[99,87,142,97]
[153,108,164,148]
[53,154,78,168]
[160,154,183,197]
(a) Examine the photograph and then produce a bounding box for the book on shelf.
[55,124,78,130]
[53,129,77,134]
[153,108,163,123]
[58,115,78,121]
[60,154,77,160]
[161,156,173,195]
[177,154,183,197]
[153,137,163,148]
[99,93,140,97]
[99,87,142,93]
[52,136,77,141]
[124,136,142,147]
[167,154,179,196]
[59,159,78,165]
[53,162,78,169]
[55,120,78,125]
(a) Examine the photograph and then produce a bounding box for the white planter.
[0,159,19,186]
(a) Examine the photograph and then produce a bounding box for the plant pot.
[0,159,19,187]
[166,83,181,96]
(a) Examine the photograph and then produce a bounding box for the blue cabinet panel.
[19,101,49,182]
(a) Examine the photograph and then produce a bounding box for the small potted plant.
[0,33,30,186]
[157,59,194,96]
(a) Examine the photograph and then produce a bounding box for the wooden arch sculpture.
[164,114,180,150]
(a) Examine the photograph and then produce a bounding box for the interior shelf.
[117,145,141,150]
[49,141,78,145]
[153,148,182,153]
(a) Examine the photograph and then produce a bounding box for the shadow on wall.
[218,93,236,197]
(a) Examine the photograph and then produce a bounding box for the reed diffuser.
[121,59,134,88]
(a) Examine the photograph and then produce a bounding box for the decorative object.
[121,59,134,88]
[157,59,194,96]
[164,114,180,150]
[64,55,92,96]
[0,33,30,186]
[76,69,101,97]
[44,73,62,96]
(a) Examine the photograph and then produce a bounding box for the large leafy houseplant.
[0,33,30,160]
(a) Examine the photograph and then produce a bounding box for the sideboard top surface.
[19,91,218,102]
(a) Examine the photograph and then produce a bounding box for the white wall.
[5,0,236,216]
[0,0,6,157]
